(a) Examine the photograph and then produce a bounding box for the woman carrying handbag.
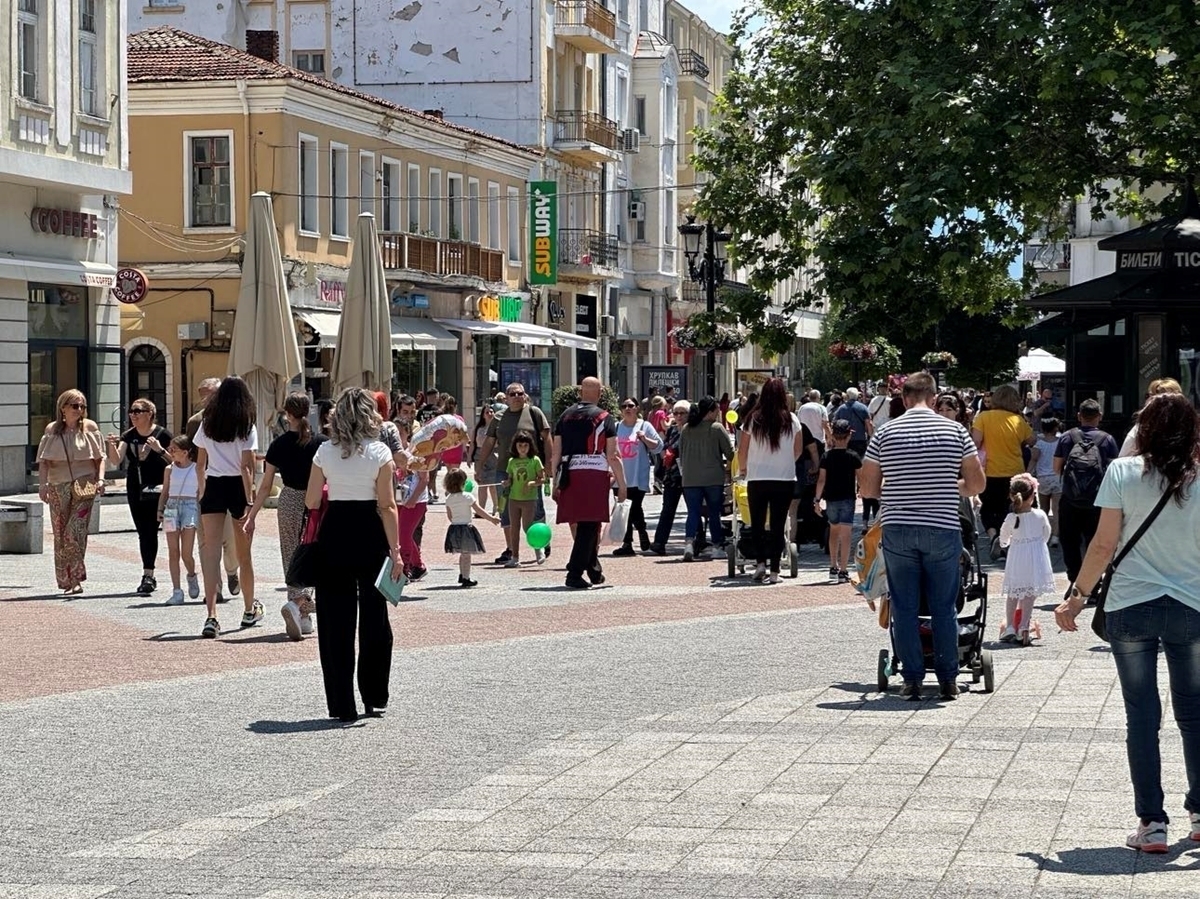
[1056,393,1200,853]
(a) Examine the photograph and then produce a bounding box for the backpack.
[1060,428,1108,508]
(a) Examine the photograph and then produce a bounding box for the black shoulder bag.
[1074,486,1175,641]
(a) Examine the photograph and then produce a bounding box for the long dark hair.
[687,395,717,429]
[738,392,759,430]
[888,394,905,419]
[200,377,255,443]
[475,405,494,432]
[1136,393,1198,503]
[283,392,313,445]
[748,378,793,449]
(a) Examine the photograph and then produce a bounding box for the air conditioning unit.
[622,129,641,153]
[599,314,615,337]
[629,201,646,221]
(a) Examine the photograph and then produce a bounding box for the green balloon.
[526,522,552,549]
[464,478,475,492]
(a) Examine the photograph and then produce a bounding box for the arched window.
[128,344,167,426]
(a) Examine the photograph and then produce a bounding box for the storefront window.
[1180,320,1200,409]
[28,283,87,341]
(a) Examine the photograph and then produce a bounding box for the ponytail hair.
[284,392,313,446]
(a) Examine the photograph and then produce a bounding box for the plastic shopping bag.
[605,500,631,545]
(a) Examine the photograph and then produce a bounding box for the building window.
[467,178,481,244]
[617,0,628,23]
[506,186,521,262]
[428,169,442,237]
[80,0,96,32]
[616,72,628,129]
[634,96,647,136]
[187,133,232,228]
[299,134,318,233]
[447,174,463,240]
[638,0,648,29]
[78,38,97,116]
[663,188,676,245]
[330,142,349,238]
[407,164,421,232]
[359,151,375,217]
[18,0,40,102]
[487,182,501,250]
[293,51,325,77]
[381,158,400,231]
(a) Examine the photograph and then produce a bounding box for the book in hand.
[375,558,407,606]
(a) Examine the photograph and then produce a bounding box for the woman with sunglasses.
[613,397,663,555]
[648,401,690,555]
[106,398,172,596]
[472,404,500,514]
[37,390,105,594]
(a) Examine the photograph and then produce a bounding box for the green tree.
[695,0,1200,343]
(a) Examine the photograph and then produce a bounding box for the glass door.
[91,346,126,437]
[28,343,86,466]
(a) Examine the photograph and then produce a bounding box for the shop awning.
[0,256,117,287]
[293,309,341,348]
[390,316,459,352]
[433,317,598,351]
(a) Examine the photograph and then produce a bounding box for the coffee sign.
[31,207,99,239]
[112,267,149,304]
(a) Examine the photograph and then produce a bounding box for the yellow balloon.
[725,410,739,424]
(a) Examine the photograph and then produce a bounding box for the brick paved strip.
[1,584,864,704]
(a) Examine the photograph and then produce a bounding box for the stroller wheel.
[981,649,995,693]
[877,649,890,693]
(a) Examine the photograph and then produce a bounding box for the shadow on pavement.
[2,591,131,603]
[247,718,366,734]
[1017,845,1200,874]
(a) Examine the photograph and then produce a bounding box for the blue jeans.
[1108,596,1200,824]
[882,524,962,684]
[683,484,725,549]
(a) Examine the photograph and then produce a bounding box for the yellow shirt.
[972,410,1032,478]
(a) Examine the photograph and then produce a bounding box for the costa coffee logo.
[31,207,100,239]
[112,268,149,305]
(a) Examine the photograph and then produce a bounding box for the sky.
[682,0,743,34]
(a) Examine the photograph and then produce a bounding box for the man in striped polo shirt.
[860,372,986,702]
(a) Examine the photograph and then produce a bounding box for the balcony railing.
[378,232,505,282]
[559,229,619,268]
[678,48,710,80]
[556,0,616,41]
[554,110,620,151]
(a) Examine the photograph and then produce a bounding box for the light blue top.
[616,419,662,491]
[1096,455,1200,613]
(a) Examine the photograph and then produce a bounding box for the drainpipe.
[599,52,611,386]
[237,80,251,193]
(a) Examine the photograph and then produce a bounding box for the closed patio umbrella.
[228,192,302,442]
[332,212,393,393]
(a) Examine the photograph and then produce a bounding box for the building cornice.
[0,147,133,195]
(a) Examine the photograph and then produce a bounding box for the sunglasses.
[622,404,637,409]
[67,402,87,410]
[507,391,525,397]
[129,408,150,414]
[673,410,687,415]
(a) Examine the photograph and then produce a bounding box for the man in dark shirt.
[550,377,627,589]
[480,382,553,562]
[1053,399,1119,583]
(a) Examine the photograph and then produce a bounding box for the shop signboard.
[640,365,689,401]
[479,294,523,323]
[528,181,557,285]
[735,368,775,399]
[498,357,557,420]
[112,268,149,304]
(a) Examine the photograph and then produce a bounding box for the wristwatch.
[1069,584,1088,602]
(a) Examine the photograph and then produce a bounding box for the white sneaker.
[186,573,200,599]
[535,549,546,565]
[768,573,780,584]
[1000,625,1017,644]
[1126,820,1168,853]
[1190,812,1200,842]
[281,601,302,641]
[683,546,694,562]
[166,588,185,606]
[300,615,314,635]
[752,563,767,583]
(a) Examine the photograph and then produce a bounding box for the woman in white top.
[737,378,803,583]
[193,377,258,638]
[305,387,403,723]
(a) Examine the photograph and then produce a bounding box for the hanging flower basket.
[829,341,879,361]
[920,351,958,369]
[670,323,747,352]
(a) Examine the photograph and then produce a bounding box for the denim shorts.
[824,498,856,525]
[162,497,199,532]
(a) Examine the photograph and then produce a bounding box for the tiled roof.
[128,27,541,157]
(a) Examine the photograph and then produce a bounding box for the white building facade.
[2,0,131,492]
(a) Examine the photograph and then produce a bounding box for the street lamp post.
[678,215,732,398]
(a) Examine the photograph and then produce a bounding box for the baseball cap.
[831,419,852,436]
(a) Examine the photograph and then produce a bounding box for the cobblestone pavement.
[2,494,1198,898]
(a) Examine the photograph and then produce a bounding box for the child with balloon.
[502,431,547,567]
[442,469,499,587]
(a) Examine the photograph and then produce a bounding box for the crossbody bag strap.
[1110,486,1176,572]
[59,431,77,482]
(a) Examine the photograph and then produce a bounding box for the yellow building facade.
[121,27,547,433]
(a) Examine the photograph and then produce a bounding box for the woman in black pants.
[105,398,171,596]
[737,378,803,584]
[306,387,403,723]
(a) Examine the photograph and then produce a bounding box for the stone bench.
[0,497,45,554]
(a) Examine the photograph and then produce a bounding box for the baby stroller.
[726,481,799,579]
[857,515,994,694]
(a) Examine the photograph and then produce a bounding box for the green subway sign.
[529,180,557,285]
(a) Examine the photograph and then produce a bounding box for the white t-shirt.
[745,428,798,482]
[194,424,258,478]
[1119,424,1139,457]
[867,395,890,431]
[798,402,829,445]
[445,491,475,524]
[314,438,391,501]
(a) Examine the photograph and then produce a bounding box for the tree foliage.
[695,0,1200,342]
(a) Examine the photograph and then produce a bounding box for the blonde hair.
[1149,378,1182,396]
[990,385,1024,414]
[330,387,382,458]
[52,389,88,434]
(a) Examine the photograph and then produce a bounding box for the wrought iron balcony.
[559,229,620,269]
[378,232,505,283]
[554,110,620,149]
[554,0,618,53]
[678,48,710,80]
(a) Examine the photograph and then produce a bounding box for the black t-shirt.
[122,426,171,492]
[554,403,616,457]
[820,447,862,502]
[265,431,328,490]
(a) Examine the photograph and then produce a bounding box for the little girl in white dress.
[999,473,1055,645]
